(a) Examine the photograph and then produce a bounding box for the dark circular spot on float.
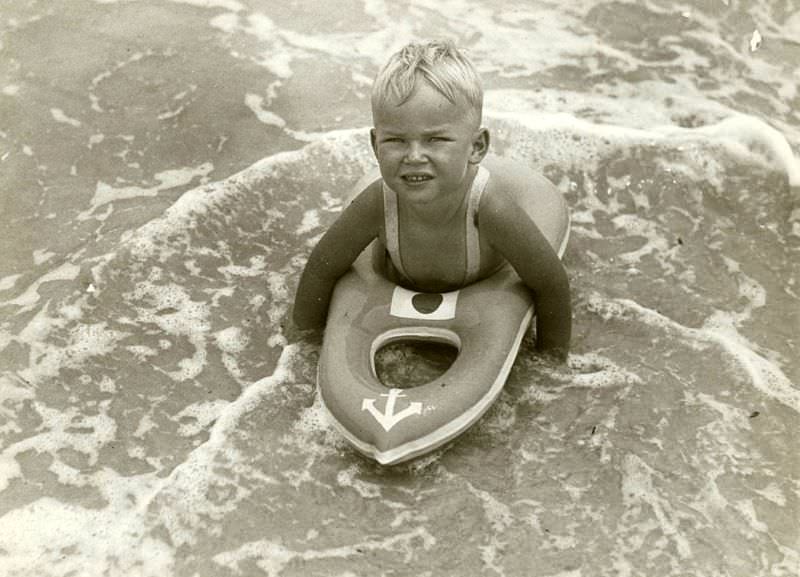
[412,293,443,314]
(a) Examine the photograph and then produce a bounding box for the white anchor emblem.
[362,389,423,432]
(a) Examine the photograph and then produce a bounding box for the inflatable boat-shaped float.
[318,169,570,465]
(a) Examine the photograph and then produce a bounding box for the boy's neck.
[400,165,479,224]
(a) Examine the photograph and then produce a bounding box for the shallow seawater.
[375,341,460,389]
[1,1,799,576]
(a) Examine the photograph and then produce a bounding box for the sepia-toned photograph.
[1,1,798,575]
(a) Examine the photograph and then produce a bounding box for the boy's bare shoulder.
[482,155,555,195]
[480,156,568,251]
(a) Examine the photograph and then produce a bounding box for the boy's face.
[370,81,489,206]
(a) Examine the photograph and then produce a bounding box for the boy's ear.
[370,128,378,156]
[469,127,490,164]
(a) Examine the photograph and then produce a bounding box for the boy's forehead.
[372,111,478,133]
[372,87,479,129]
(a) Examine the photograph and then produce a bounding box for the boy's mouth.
[401,173,433,184]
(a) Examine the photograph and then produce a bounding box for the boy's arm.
[292,182,382,329]
[480,189,572,360]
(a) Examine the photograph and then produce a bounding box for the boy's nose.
[404,141,427,163]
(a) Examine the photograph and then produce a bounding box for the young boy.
[292,40,571,360]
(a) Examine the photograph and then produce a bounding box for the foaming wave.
[0,475,176,577]
[148,343,301,547]
[660,115,800,186]
[585,294,799,413]
[620,453,693,560]
[212,526,437,576]
[0,345,303,576]
[487,107,800,187]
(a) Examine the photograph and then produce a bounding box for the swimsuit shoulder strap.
[382,181,410,282]
[464,165,490,283]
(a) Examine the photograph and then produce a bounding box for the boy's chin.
[400,188,444,207]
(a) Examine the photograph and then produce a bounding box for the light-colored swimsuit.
[382,165,494,288]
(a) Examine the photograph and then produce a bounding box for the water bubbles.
[750,29,762,52]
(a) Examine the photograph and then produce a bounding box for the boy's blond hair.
[371,40,483,124]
